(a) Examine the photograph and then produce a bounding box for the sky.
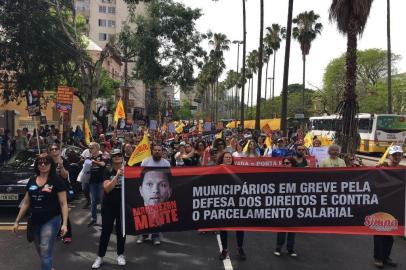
[176,0,406,104]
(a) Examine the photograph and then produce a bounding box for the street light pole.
[267,77,274,100]
[233,40,243,122]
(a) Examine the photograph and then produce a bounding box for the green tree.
[128,0,204,119]
[329,0,374,153]
[322,49,400,113]
[293,10,323,115]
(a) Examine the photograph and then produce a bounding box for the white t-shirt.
[141,157,171,167]
[232,152,247,158]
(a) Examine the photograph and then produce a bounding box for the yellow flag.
[114,98,126,122]
[243,139,252,153]
[320,136,333,146]
[215,131,222,139]
[265,136,272,148]
[303,132,313,148]
[84,120,91,145]
[128,133,151,166]
[175,122,185,134]
[378,143,394,165]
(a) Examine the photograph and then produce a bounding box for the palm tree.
[206,32,230,123]
[247,50,258,119]
[255,0,264,130]
[387,0,392,113]
[329,0,374,153]
[280,0,294,135]
[265,24,286,100]
[293,10,323,114]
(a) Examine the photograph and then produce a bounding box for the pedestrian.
[373,145,403,268]
[87,142,106,227]
[48,143,73,244]
[14,129,29,153]
[217,151,246,261]
[92,149,126,269]
[294,145,308,167]
[232,140,247,158]
[13,153,68,270]
[138,144,171,245]
[320,144,346,168]
[274,157,298,257]
[244,139,259,157]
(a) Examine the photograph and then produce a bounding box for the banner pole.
[60,112,64,149]
[121,142,126,237]
[34,117,41,154]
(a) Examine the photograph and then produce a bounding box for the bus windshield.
[377,115,406,132]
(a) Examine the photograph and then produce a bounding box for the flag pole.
[34,117,41,154]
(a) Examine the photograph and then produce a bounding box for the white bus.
[309,113,406,154]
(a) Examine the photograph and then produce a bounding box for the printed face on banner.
[139,170,172,205]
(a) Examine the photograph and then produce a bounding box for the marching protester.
[320,144,346,168]
[373,145,403,268]
[257,135,267,156]
[123,143,133,165]
[274,157,298,257]
[92,149,126,269]
[48,143,73,244]
[244,139,259,157]
[232,140,247,158]
[87,142,106,227]
[294,145,308,167]
[138,144,171,245]
[13,153,68,270]
[217,151,246,261]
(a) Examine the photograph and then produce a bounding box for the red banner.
[233,156,317,168]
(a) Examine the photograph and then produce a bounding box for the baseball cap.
[111,149,122,157]
[388,145,403,155]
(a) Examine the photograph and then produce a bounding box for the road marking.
[0,222,27,225]
[0,225,27,231]
[75,212,91,225]
[216,234,234,270]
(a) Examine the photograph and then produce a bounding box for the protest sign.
[233,156,317,168]
[56,86,74,113]
[124,166,406,236]
[26,90,41,116]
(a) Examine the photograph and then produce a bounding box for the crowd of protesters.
[7,122,404,270]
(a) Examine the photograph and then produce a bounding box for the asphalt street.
[1,194,406,270]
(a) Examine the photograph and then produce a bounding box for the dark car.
[0,146,82,207]
[0,149,37,207]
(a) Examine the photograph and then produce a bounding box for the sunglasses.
[50,147,59,151]
[282,162,291,165]
[297,149,305,151]
[38,159,50,166]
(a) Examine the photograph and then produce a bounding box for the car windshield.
[7,150,38,168]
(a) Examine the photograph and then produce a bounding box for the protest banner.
[26,90,41,116]
[124,166,405,236]
[233,157,317,168]
[56,86,74,113]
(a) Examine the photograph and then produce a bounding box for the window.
[99,33,108,41]
[107,20,115,28]
[108,6,116,14]
[358,118,372,133]
[98,19,106,27]
[99,5,106,13]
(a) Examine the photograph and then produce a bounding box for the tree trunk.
[240,0,247,128]
[265,60,269,100]
[255,0,264,130]
[337,18,359,154]
[280,0,294,136]
[272,51,277,99]
[387,0,392,113]
[302,54,306,114]
[250,77,254,119]
[247,78,250,117]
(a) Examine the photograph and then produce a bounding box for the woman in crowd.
[274,157,298,257]
[294,145,308,168]
[194,140,207,165]
[244,139,259,157]
[232,140,247,158]
[174,142,186,166]
[13,153,68,270]
[48,143,73,244]
[217,151,246,261]
[257,135,267,156]
[92,149,126,269]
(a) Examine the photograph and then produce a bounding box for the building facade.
[75,0,147,119]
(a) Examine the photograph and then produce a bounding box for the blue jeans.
[89,182,103,222]
[33,215,61,270]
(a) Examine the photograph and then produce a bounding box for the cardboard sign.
[56,86,74,112]
[26,90,41,116]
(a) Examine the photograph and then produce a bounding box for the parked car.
[0,146,82,207]
[0,149,37,207]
